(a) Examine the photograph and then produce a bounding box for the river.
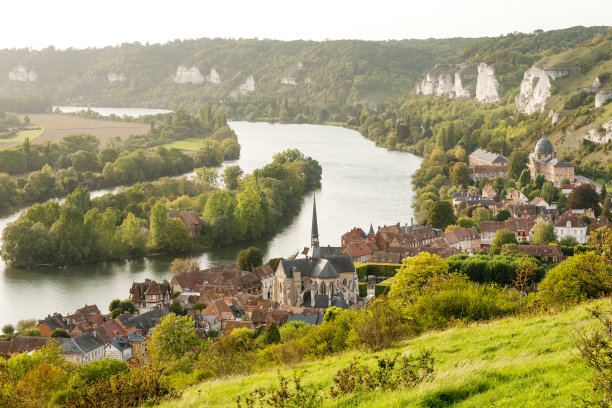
[0,120,422,325]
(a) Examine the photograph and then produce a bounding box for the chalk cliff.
[108,72,126,82]
[235,75,255,96]
[475,63,500,103]
[515,67,569,114]
[586,119,612,144]
[207,68,222,84]
[9,65,37,82]
[595,89,612,108]
[174,66,204,84]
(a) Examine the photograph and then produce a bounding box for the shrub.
[353,297,408,351]
[236,371,322,408]
[358,282,367,298]
[329,350,434,397]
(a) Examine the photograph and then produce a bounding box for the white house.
[554,214,588,244]
[60,332,106,365]
[105,338,133,362]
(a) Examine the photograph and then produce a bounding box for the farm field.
[164,136,208,151]
[154,299,606,408]
[0,114,149,149]
[0,127,45,145]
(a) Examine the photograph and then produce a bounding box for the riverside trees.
[1,149,322,267]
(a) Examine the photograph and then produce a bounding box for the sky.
[2,0,611,50]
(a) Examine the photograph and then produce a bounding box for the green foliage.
[445,254,544,286]
[236,371,322,408]
[353,297,409,351]
[147,313,198,371]
[389,252,449,307]
[50,329,71,338]
[491,229,518,255]
[237,247,264,271]
[355,263,401,279]
[426,201,456,229]
[533,220,557,244]
[329,350,434,397]
[358,282,368,298]
[538,252,612,306]
[262,323,281,345]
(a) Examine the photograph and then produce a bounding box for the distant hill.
[0,38,476,109]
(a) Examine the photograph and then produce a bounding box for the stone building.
[272,197,358,309]
[527,135,574,186]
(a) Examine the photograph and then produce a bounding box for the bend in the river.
[0,120,422,325]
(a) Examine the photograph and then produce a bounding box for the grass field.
[154,299,607,408]
[164,136,208,151]
[0,127,45,143]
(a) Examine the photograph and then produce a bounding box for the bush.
[236,371,322,408]
[329,350,434,397]
[353,297,408,351]
[358,282,367,298]
[356,263,401,279]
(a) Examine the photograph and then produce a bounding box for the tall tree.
[567,184,600,214]
[426,201,456,230]
[508,150,528,180]
[450,162,471,187]
[491,229,518,255]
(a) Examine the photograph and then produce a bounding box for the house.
[436,227,481,254]
[252,264,275,300]
[273,198,358,309]
[342,241,373,262]
[95,320,128,343]
[468,149,508,180]
[516,245,564,263]
[286,313,325,325]
[527,135,574,186]
[37,313,68,337]
[129,279,173,312]
[555,214,588,244]
[65,305,110,336]
[368,251,401,264]
[125,332,146,358]
[167,210,205,236]
[203,298,234,325]
[504,190,530,205]
[562,184,577,196]
[480,217,539,245]
[116,305,168,336]
[588,216,611,234]
[482,184,500,201]
[105,338,133,362]
[341,227,368,247]
[60,332,106,365]
[0,336,55,357]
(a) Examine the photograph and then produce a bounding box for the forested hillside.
[0,38,475,110]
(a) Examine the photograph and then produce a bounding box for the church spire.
[310,195,321,259]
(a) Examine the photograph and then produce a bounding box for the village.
[1,135,609,366]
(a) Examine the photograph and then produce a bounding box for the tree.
[426,201,456,229]
[508,150,528,180]
[496,208,511,221]
[389,252,449,307]
[237,246,264,271]
[491,229,518,255]
[567,184,600,213]
[16,319,37,333]
[166,218,192,252]
[169,300,185,315]
[542,181,559,204]
[223,165,243,190]
[50,328,71,338]
[149,201,170,251]
[518,168,532,188]
[263,322,281,345]
[22,328,42,337]
[2,324,14,336]
[450,162,471,187]
[147,313,198,368]
[472,207,493,224]
[194,166,218,189]
[170,257,199,277]
[193,302,206,311]
[533,220,556,244]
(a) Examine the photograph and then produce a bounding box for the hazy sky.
[2,0,611,50]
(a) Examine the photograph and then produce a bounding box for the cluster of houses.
[0,304,158,363]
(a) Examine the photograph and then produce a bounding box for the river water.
[0,120,422,325]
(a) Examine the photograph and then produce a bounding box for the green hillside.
[154,300,606,408]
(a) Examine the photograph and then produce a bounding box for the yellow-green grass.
[0,127,45,143]
[154,299,607,408]
[164,137,208,151]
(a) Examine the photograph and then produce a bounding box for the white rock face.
[595,90,612,108]
[515,67,569,114]
[592,76,601,90]
[548,110,560,124]
[453,72,471,98]
[281,75,297,85]
[237,75,255,95]
[108,72,126,82]
[9,65,37,82]
[475,63,500,103]
[435,73,454,96]
[586,119,612,144]
[207,68,222,84]
[174,66,204,84]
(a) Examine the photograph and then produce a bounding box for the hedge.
[358,282,368,298]
[356,263,402,280]
[374,278,395,296]
[445,254,544,286]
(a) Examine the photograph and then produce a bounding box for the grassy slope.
[0,127,45,143]
[155,299,608,408]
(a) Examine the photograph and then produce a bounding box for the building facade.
[527,135,574,186]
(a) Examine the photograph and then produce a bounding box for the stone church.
[527,134,574,186]
[272,197,358,309]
